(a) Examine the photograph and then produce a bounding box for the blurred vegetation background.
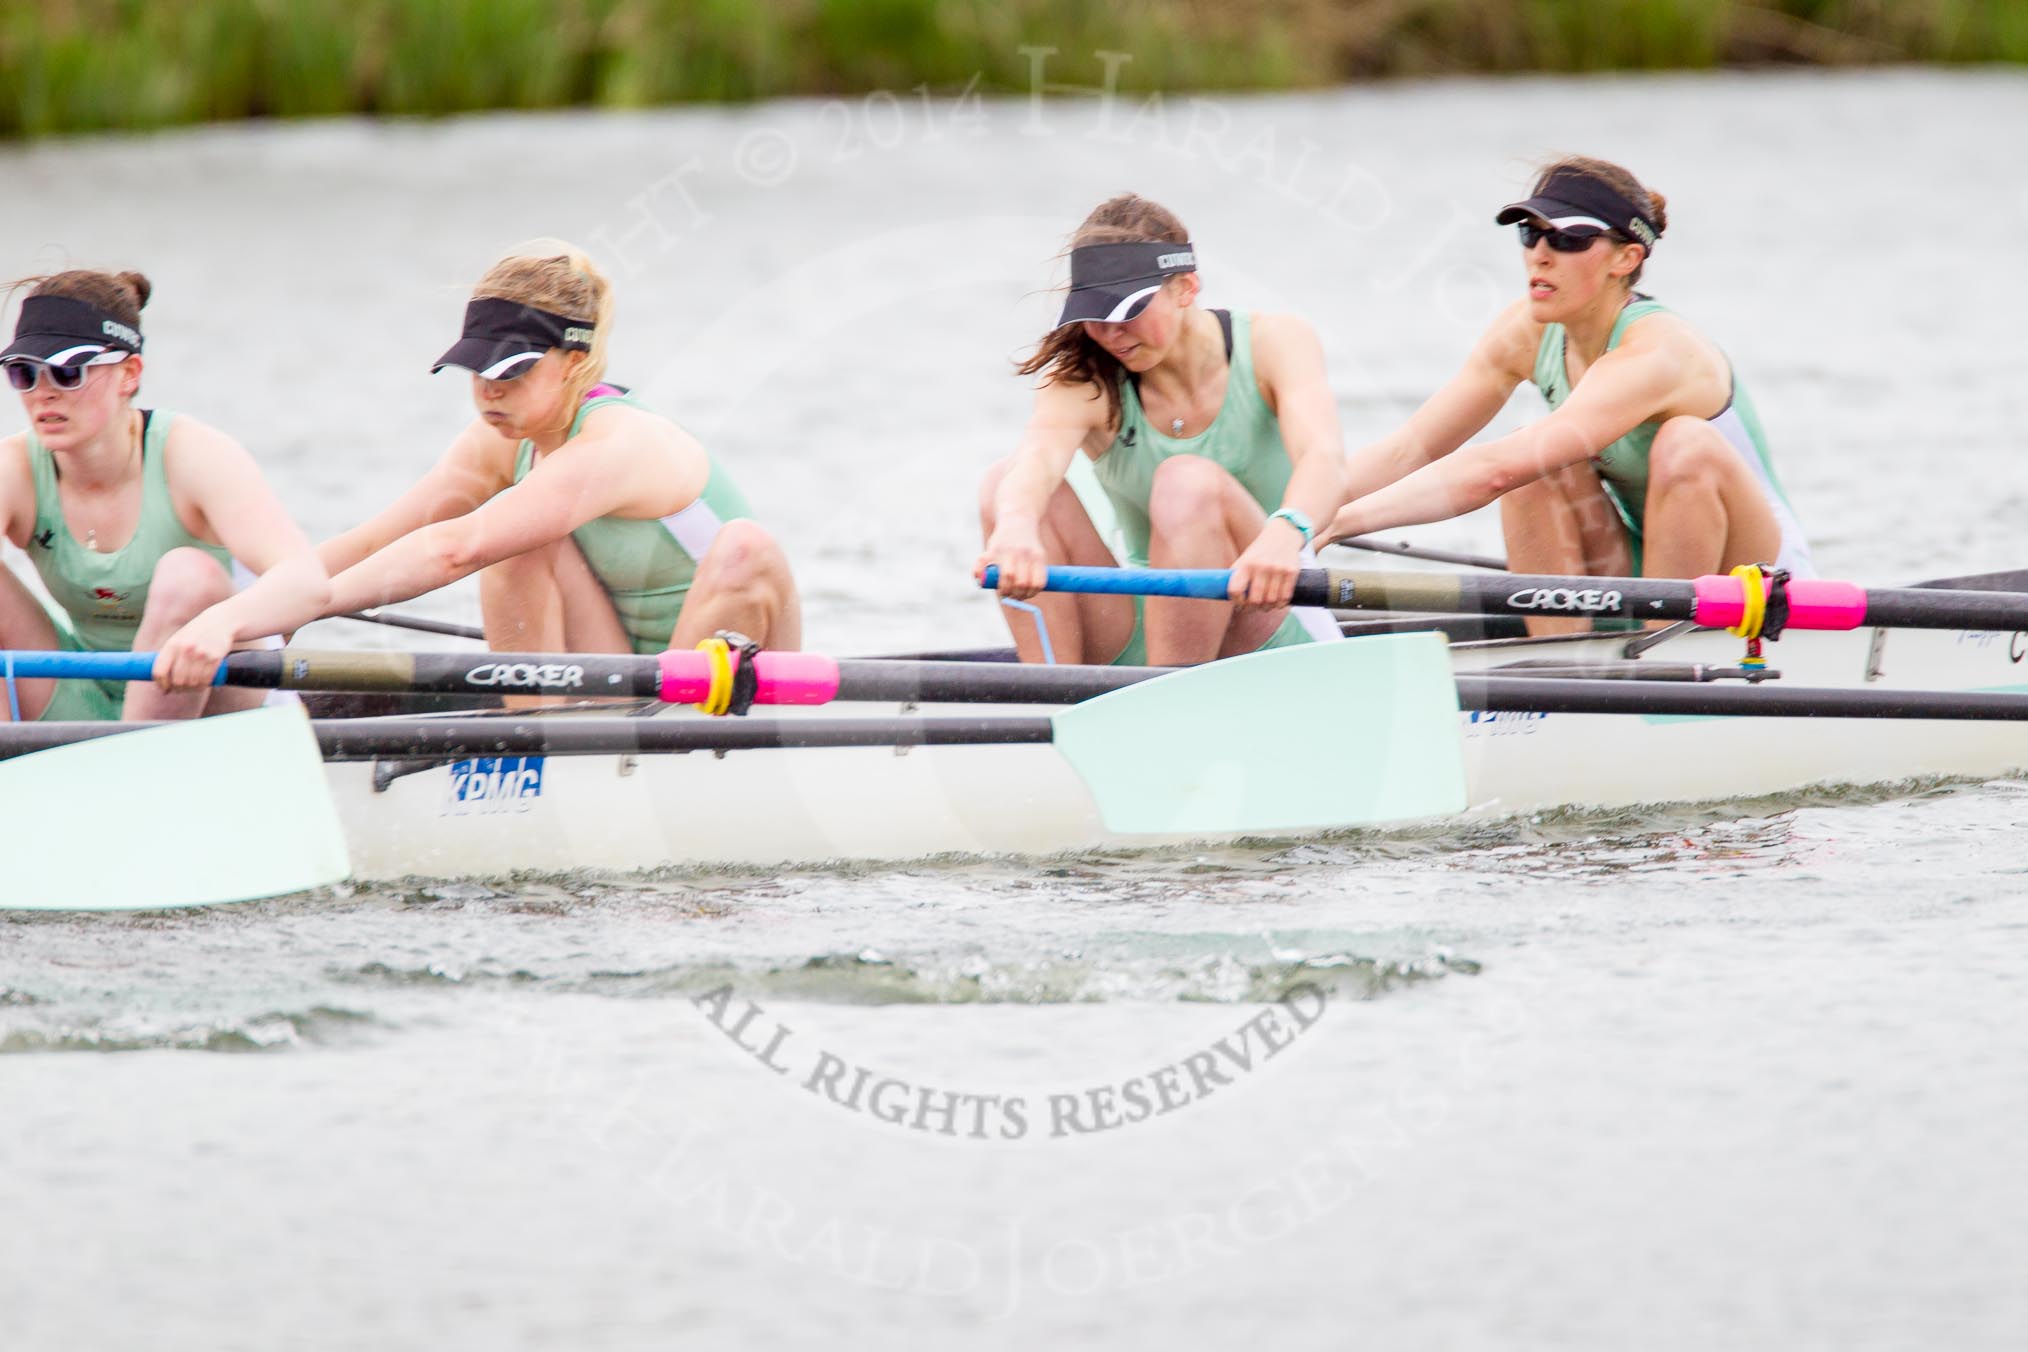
[3,0,2023,137]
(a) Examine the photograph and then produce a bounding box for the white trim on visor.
[478,351,542,380]
[1099,284,1161,324]
[1542,214,1613,232]
[35,344,117,366]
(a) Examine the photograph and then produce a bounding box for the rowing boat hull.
[326,623,2028,879]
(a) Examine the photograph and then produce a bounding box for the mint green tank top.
[24,410,232,651]
[1092,311,1289,567]
[1532,296,1798,539]
[512,387,757,656]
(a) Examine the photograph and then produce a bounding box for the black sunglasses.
[4,355,124,392]
[1517,222,1619,253]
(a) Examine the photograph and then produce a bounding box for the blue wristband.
[1267,507,1314,544]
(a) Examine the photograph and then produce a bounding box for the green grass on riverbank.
[4,0,2024,138]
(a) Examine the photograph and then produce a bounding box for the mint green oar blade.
[1050,631,1465,835]
[0,706,349,911]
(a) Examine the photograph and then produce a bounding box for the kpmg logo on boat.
[1463,709,1547,735]
[442,755,546,814]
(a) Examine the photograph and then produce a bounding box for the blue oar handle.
[980,565,1237,601]
[0,650,221,683]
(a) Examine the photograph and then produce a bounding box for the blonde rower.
[321,243,799,657]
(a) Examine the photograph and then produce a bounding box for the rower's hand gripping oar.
[0,705,347,912]
[5,634,1471,839]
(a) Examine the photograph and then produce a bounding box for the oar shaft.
[0,648,635,693]
[1307,570,1697,622]
[832,659,1154,703]
[316,714,1058,758]
[237,650,667,697]
[339,610,487,641]
[0,648,1156,705]
[16,675,2028,766]
[1330,535,1509,571]
[1459,677,2028,721]
[0,715,1058,761]
[980,565,1703,616]
[1330,569,2027,631]
[997,566,2028,634]
[258,651,1150,704]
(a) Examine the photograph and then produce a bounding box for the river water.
[4,67,2027,1350]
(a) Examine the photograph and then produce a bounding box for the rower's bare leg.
[480,537,627,653]
[1639,417,1782,579]
[1499,460,1633,636]
[1143,455,1286,664]
[0,564,62,721]
[481,538,629,707]
[978,458,1134,665]
[124,549,262,720]
[669,521,802,651]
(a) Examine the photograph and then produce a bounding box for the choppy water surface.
[5,69,2028,1349]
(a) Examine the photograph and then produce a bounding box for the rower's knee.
[1647,417,1730,495]
[1147,455,1227,530]
[144,548,233,623]
[700,519,786,598]
[478,538,554,591]
[1497,470,1561,524]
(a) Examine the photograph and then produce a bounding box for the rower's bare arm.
[996,381,1103,526]
[1252,315,1348,533]
[1324,334,1680,539]
[317,420,515,577]
[978,379,1105,596]
[1233,316,1344,606]
[1517,333,1690,475]
[149,421,332,687]
[1339,301,1534,511]
[325,410,700,614]
[0,435,30,548]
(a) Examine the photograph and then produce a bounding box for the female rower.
[1322,156,1813,634]
[319,242,799,659]
[0,270,330,721]
[978,194,1348,665]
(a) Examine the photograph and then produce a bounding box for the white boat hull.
[329,624,2028,879]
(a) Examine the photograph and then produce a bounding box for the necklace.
[1170,417,1186,435]
[76,412,141,552]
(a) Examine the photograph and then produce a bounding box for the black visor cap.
[2,294,144,364]
[1054,241,1198,328]
[1495,167,1658,249]
[431,297,595,378]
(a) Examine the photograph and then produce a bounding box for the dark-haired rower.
[978,192,1348,665]
[0,269,329,720]
[1324,157,1812,634]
